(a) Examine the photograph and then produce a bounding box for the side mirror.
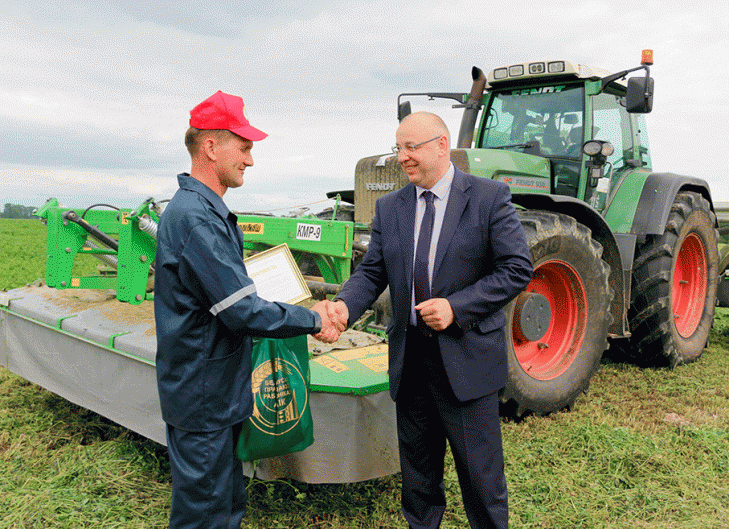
[626,76,654,113]
[398,101,412,122]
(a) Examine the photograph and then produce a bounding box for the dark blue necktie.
[414,191,435,333]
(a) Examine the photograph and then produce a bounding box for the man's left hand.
[415,298,455,331]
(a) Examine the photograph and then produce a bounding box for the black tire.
[500,211,613,417]
[315,205,355,222]
[629,191,719,366]
[717,279,729,308]
[717,246,729,307]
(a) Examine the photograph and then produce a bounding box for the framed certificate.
[244,243,312,305]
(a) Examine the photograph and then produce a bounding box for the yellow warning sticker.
[358,354,388,373]
[238,222,265,235]
[313,355,349,373]
[331,343,388,362]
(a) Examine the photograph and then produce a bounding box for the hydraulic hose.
[63,210,120,252]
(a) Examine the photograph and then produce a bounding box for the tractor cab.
[470,53,655,210]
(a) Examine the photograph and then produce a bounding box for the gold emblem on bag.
[250,358,307,435]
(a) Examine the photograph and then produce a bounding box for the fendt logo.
[365,183,396,191]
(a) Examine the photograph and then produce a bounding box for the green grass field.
[1,218,728,528]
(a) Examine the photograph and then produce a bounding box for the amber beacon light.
[641,49,654,65]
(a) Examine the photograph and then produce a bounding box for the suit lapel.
[433,169,470,283]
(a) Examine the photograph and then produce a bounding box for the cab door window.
[592,92,634,175]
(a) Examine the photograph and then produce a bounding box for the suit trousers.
[166,422,247,529]
[397,326,508,529]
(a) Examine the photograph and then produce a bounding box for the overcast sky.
[2,0,728,217]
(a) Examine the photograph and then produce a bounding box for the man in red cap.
[185,91,268,195]
[154,91,342,529]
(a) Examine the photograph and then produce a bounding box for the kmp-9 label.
[296,223,322,241]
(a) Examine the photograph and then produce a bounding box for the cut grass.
[2,218,729,527]
[503,352,729,528]
[0,218,47,290]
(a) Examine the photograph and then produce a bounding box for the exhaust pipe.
[456,66,487,149]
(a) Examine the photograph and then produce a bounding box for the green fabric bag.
[237,335,314,462]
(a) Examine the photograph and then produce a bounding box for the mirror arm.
[642,65,652,98]
[600,65,649,90]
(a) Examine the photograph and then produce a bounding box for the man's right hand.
[311,300,347,343]
[327,300,349,332]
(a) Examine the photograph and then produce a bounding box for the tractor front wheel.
[501,211,613,417]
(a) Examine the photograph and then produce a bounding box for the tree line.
[1,203,37,219]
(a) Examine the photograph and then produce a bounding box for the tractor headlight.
[583,141,602,156]
[583,140,614,158]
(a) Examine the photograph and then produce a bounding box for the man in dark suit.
[328,112,532,528]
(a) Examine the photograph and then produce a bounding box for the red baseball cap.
[189,91,268,141]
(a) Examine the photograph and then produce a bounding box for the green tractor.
[343,51,720,416]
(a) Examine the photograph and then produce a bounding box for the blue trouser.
[166,422,247,529]
[397,327,508,529]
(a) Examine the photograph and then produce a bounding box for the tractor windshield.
[479,84,585,159]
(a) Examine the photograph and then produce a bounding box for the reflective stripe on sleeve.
[209,284,257,316]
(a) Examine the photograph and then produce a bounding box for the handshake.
[310,300,349,344]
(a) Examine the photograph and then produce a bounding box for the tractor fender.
[631,173,715,236]
[511,193,628,338]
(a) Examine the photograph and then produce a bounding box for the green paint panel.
[237,214,354,283]
[466,150,551,194]
[309,343,390,395]
[35,199,158,303]
[603,169,652,233]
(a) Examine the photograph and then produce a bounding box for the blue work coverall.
[154,174,321,529]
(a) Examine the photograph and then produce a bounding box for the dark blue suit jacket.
[337,167,532,402]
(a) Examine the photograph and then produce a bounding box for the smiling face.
[213,132,254,191]
[395,112,451,189]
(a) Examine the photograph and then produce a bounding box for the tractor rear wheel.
[501,211,613,417]
[629,191,719,366]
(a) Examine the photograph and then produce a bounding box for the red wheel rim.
[512,260,587,380]
[673,233,707,338]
